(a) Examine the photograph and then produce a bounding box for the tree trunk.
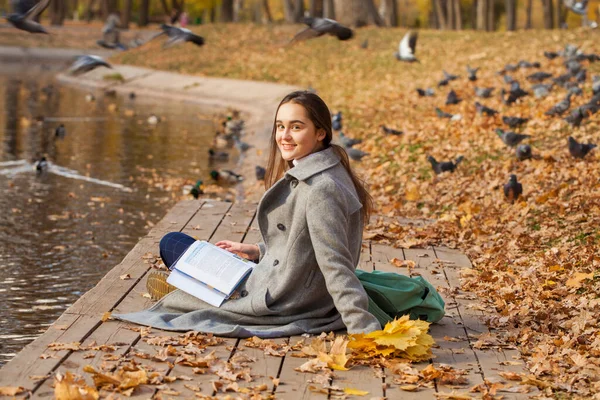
[541,0,553,29]
[233,0,244,22]
[262,0,273,21]
[525,0,532,28]
[446,0,455,29]
[323,0,335,19]
[333,0,369,27]
[433,0,447,29]
[309,0,323,17]
[159,0,171,15]
[122,0,132,28]
[555,0,564,28]
[379,0,398,26]
[364,0,384,26]
[85,0,97,21]
[50,0,66,25]
[505,0,516,30]
[486,0,494,30]
[293,0,304,21]
[283,0,295,22]
[454,0,462,29]
[221,0,234,22]
[139,0,149,26]
[476,0,487,30]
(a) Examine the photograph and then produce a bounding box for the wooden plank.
[276,336,328,399]
[333,365,384,398]
[0,313,96,393]
[146,200,207,238]
[181,200,232,239]
[358,240,373,271]
[235,338,287,393]
[33,320,140,399]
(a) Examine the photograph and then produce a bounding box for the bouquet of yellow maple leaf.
[348,315,434,361]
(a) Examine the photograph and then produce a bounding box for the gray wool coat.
[115,147,381,337]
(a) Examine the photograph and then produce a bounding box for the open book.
[167,240,254,307]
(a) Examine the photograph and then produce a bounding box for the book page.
[174,241,253,294]
[167,269,226,307]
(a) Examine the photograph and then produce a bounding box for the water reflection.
[0,71,223,366]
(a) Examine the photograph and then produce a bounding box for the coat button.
[277,223,285,231]
[291,180,298,188]
[240,290,248,297]
[273,259,279,266]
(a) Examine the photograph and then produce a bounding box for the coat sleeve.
[306,179,381,334]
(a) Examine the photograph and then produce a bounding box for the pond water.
[0,69,226,366]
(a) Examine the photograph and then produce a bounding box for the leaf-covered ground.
[3,24,600,397]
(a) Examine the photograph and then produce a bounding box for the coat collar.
[285,147,340,181]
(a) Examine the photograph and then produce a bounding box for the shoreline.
[0,45,301,202]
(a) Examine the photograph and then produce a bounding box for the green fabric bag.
[355,269,446,326]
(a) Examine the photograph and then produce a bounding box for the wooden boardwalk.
[0,200,536,399]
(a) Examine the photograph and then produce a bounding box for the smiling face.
[275,102,326,162]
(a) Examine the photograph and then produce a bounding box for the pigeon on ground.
[438,78,450,87]
[416,88,435,97]
[544,51,560,60]
[380,125,403,136]
[345,147,369,161]
[564,108,585,126]
[467,65,479,81]
[435,107,454,119]
[68,55,112,76]
[446,90,461,105]
[255,166,266,181]
[208,149,229,161]
[34,156,48,173]
[568,86,583,97]
[502,116,529,128]
[210,169,243,184]
[545,93,572,116]
[518,60,540,69]
[154,24,205,47]
[97,13,126,50]
[527,71,553,82]
[54,124,65,138]
[496,129,530,147]
[360,39,368,49]
[532,83,553,98]
[339,132,362,147]
[504,175,522,203]
[394,31,418,62]
[565,59,582,75]
[291,17,353,43]
[501,85,529,105]
[332,111,342,131]
[503,63,518,72]
[516,144,532,161]
[5,0,50,34]
[592,77,600,95]
[474,87,494,98]
[427,155,464,175]
[568,136,596,159]
[475,102,498,116]
[574,69,586,83]
[552,72,573,87]
[503,74,515,84]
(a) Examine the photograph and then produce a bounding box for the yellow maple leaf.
[54,371,99,400]
[318,336,350,370]
[343,387,369,395]
[566,272,594,288]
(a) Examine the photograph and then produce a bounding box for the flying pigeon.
[496,129,530,147]
[5,0,51,34]
[97,13,126,50]
[545,93,572,116]
[291,17,353,43]
[446,90,461,105]
[516,144,532,161]
[503,175,522,203]
[427,155,464,175]
[394,31,418,62]
[475,102,498,116]
[68,55,112,76]
[416,88,435,97]
[155,24,205,47]
[467,65,479,81]
[568,136,596,159]
[474,87,494,98]
[380,125,403,136]
[502,116,529,128]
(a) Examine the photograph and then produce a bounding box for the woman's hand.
[215,240,260,261]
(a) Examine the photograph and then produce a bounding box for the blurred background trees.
[1,0,598,30]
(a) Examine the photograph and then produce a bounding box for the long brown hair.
[264,91,373,224]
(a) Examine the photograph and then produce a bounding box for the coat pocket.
[250,287,277,316]
[304,268,317,288]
